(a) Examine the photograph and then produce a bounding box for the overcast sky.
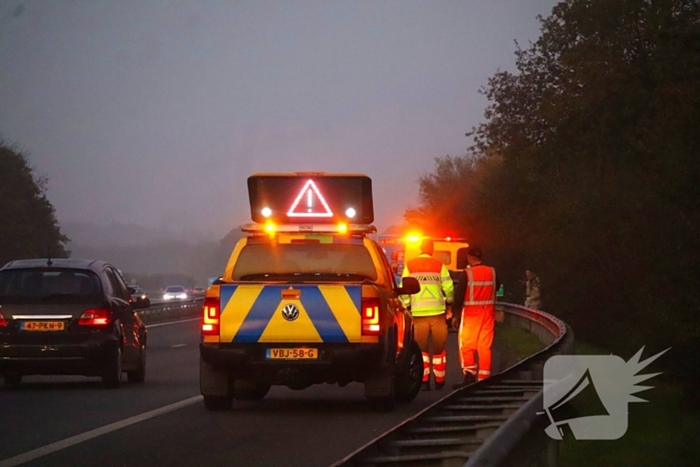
[0,0,558,241]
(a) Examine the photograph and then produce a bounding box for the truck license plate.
[266,348,318,360]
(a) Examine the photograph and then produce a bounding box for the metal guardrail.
[137,297,204,321]
[332,303,574,467]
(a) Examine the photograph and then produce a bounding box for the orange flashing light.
[405,233,422,243]
[337,222,348,234]
[264,221,276,235]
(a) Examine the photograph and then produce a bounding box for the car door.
[103,267,140,365]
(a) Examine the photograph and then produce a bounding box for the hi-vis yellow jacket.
[400,254,454,317]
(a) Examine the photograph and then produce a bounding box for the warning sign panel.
[287,180,333,218]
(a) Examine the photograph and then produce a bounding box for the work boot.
[451,373,477,390]
[434,381,445,391]
[421,381,431,391]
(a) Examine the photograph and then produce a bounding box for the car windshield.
[0,268,102,304]
[165,286,185,293]
[232,243,377,281]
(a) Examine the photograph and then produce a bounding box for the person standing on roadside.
[401,239,454,391]
[452,246,499,388]
[524,268,542,310]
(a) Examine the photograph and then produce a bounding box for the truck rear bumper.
[200,342,385,385]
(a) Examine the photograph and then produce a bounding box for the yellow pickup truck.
[199,173,423,411]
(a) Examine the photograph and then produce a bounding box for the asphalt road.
[0,319,478,467]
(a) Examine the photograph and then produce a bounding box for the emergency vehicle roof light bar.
[241,223,377,235]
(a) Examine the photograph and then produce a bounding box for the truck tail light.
[78,308,112,326]
[202,297,220,336]
[361,297,380,336]
[0,311,7,327]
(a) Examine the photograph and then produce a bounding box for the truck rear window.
[232,243,377,281]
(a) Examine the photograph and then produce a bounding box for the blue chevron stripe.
[219,285,237,316]
[232,286,280,343]
[301,286,348,343]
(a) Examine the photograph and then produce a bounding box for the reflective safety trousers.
[413,315,448,383]
[401,254,454,317]
[459,264,496,381]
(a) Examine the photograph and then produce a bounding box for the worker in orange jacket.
[451,246,499,388]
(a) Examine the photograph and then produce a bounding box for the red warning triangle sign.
[287,180,333,218]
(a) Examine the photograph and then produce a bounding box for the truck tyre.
[203,395,233,411]
[233,379,271,401]
[394,340,423,403]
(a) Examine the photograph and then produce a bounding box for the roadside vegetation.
[408,1,699,463]
[407,0,699,393]
[0,140,69,266]
[494,322,545,369]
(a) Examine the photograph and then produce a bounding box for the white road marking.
[146,317,199,328]
[171,344,187,348]
[0,395,203,467]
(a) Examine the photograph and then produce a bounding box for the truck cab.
[199,173,424,411]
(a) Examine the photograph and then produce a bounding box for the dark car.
[0,258,148,389]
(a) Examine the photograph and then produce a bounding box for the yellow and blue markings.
[219,284,362,343]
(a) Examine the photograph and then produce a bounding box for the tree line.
[0,140,241,287]
[0,141,68,266]
[407,0,700,383]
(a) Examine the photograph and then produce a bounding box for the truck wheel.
[102,346,122,389]
[203,395,233,411]
[394,340,423,403]
[233,380,271,401]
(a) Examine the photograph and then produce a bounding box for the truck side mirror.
[396,276,420,295]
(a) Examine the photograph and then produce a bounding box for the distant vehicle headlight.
[164,294,174,300]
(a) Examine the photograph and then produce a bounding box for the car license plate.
[266,348,318,360]
[21,321,65,331]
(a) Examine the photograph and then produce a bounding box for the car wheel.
[233,380,271,401]
[203,395,233,411]
[3,375,22,389]
[102,346,122,389]
[127,344,146,383]
[394,340,423,403]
